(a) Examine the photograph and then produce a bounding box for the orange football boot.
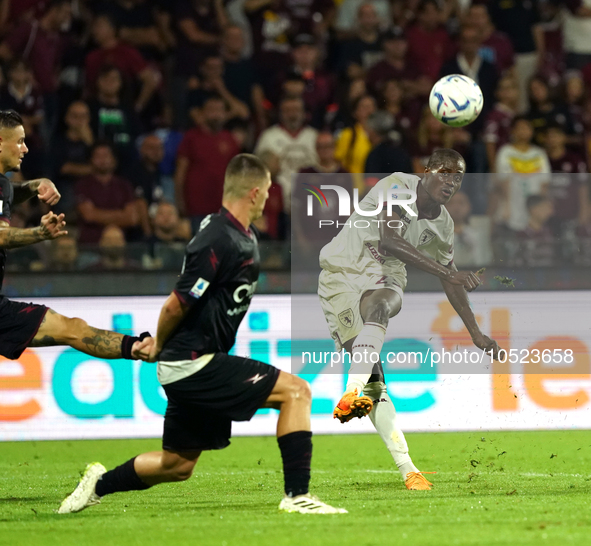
[333,389,373,423]
[405,472,436,490]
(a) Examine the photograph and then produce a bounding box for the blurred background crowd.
[2,0,591,272]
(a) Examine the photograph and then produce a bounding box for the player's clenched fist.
[39,212,68,240]
[448,270,481,292]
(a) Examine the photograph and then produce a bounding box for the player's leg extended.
[334,288,402,423]
[30,309,148,359]
[264,372,346,514]
[355,290,432,490]
[58,450,200,514]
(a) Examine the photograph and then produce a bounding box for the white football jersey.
[319,173,455,289]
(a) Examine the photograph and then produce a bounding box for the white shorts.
[318,269,405,350]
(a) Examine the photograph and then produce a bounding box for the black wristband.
[121,331,151,360]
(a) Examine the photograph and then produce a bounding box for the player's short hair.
[0,110,23,131]
[223,154,270,200]
[427,148,466,171]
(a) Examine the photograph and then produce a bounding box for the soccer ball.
[429,74,484,128]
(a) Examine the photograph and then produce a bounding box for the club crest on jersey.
[418,229,436,246]
[338,308,354,328]
[189,277,210,298]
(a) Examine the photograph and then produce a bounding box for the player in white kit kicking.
[318,149,502,490]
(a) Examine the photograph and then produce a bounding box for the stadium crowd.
[1,0,591,271]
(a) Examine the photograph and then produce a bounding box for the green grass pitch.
[1,431,591,546]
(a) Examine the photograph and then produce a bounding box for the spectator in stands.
[0,58,45,178]
[483,75,519,171]
[366,27,429,99]
[278,34,334,129]
[491,116,550,232]
[364,111,412,175]
[406,0,453,82]
[337,3,384,77]
[244,0,293,95]
[445,190,480,267]
[220,24,266,131]
[187,54,250,128]
[86,14,160,115]
[280,73,306,104]
[526,75,574,147]
[174,0,227,73]
[327,77,366,132]
[175,95,239,231]
[376,79,418,148]
[563,70,586,148]
[514,195,556,267]
[125,134,166,237]
[465,3,514,76]
[488,0,544,113]
[0,0,71,138]
[545,123,589,231]
[87,224,141,270]
[293,131,353,248]
[282,0,336,37]
[255,96,318,208]
[254,150,285,240]
[334,94,376,175]
[88,65,140,165]
[53,101,94,215]
[439,26,498,135]
[411,106,469,172]
[562,0,591,70]
[144,201,192,269]
[335,0,390,37]
[98,0,171,61]
[75,142,139,244]
[49,235,80,272]
[149,201,192,245]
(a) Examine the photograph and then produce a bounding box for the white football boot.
[279,494,348,514]
[58,462,106,514]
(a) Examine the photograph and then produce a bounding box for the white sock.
[346,322,386,394]
[363,381,419,479]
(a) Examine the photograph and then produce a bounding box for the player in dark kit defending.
[59,154,347,515]
[0,110,150,363]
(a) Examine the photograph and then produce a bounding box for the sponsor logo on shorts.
[418,229,436,246]
[338,308,354,328]
[189,278,210,299]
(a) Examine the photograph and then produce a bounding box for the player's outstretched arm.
[13,178,61,206]
[378,210,480,291]
[440,262,503,360]
[0,212,67,249]
[138,291,190,362]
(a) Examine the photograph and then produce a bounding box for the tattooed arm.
[0,212,68,249]
[13,178,61,205]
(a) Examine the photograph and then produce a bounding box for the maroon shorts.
[0,297,48,359]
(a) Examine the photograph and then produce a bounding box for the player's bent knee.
[365,298,396,323]
[290,377,312,404]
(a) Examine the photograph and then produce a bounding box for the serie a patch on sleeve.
[189,278,210,298]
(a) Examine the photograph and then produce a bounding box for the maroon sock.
[277,431,312,497]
